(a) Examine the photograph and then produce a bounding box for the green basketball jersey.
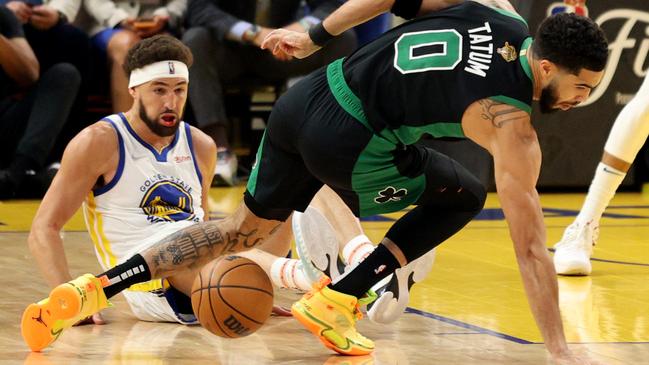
[333,1,533,144]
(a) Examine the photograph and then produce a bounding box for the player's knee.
[43,63,81,89]
[459,170,486,215]
[107,31,140,60]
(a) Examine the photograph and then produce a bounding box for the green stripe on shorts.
[246,131,267,196]
[352,135,426,217]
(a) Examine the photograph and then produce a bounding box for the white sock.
[342,235,375,267]
[269,258,312,291]
[575,162,626,226]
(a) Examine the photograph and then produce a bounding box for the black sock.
[97,254,152,299]
[329,244,400,298]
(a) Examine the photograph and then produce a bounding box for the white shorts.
[120,221,198,325]
[123,281,196,324]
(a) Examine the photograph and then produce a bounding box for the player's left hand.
[261,28,321,60]
[252,28,292,61]
[74,312,106,326]
[29,5,59,30]
[135,15,168,38]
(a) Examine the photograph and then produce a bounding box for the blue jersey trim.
[118,113,180,162]
[94,118,125,196]
[183,122,203,185]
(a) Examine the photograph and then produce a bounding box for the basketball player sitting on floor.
[23,34,397,336]
[23,1,608,364]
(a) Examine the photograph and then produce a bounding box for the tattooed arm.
[463,98,572,360]
[142,202,283,278]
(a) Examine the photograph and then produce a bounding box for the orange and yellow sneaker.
[21,274,111,352]
[291,276,374,356]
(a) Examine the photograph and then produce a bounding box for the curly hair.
[123,35,193,76]
[533,13,608,74]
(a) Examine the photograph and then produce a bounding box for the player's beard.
[539,80,559,114]
[139,99,181,137]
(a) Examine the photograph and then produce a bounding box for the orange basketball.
[191,255,274,338]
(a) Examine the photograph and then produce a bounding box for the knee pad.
[416,154,486,214]
[455,162,487,213]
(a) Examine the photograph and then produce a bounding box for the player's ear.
[538,59,557,83]
[128,87,137,98]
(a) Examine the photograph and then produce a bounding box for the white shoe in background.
[213,149,238,186]
[553,221,598,275]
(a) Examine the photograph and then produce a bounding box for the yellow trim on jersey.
[86,193,118,268]
[84,193,108,267]
[128,279,165,292]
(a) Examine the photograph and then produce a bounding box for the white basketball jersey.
[83,113,205,272]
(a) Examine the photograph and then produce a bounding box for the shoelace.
[557,222,596,249]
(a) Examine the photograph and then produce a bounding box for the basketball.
[191,255,274,338]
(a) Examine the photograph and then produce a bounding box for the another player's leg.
[22,202,283,351]
[238,221,317,292]
[554,75,649,275]
[292,144,486,355]
[293,185,438,324]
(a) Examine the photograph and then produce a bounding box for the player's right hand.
[74,312,106,326]
[261,29,321,60]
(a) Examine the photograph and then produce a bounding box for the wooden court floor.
[0,188,648,364]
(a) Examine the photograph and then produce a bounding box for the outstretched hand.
[74,312,106,326]
[261,29,321,60]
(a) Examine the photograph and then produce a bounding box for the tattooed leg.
[143,201,284,278]
[96,202,284,299]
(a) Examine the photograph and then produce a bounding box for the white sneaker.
[553,221,598,276]
[367,248,436,324]
[213,149,237,186]
[292,206,344,283]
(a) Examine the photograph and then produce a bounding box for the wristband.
[391,0,423,19]
[308,22,335,47]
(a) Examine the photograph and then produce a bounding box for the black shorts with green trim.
[244,69,482,221]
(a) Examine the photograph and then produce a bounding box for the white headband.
[128,60,189,88]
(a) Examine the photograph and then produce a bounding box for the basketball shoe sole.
[21,274,110,351]
[291,277,374,356]
[367,248,436,324]
[292,207,345,282]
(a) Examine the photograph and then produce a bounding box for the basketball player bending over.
[23,2,608,364]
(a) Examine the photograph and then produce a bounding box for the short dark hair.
[123,35,193,76]
[533,13,608,74]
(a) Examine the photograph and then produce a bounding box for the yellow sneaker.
[21,274,111,352]
[291,276,374,356]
